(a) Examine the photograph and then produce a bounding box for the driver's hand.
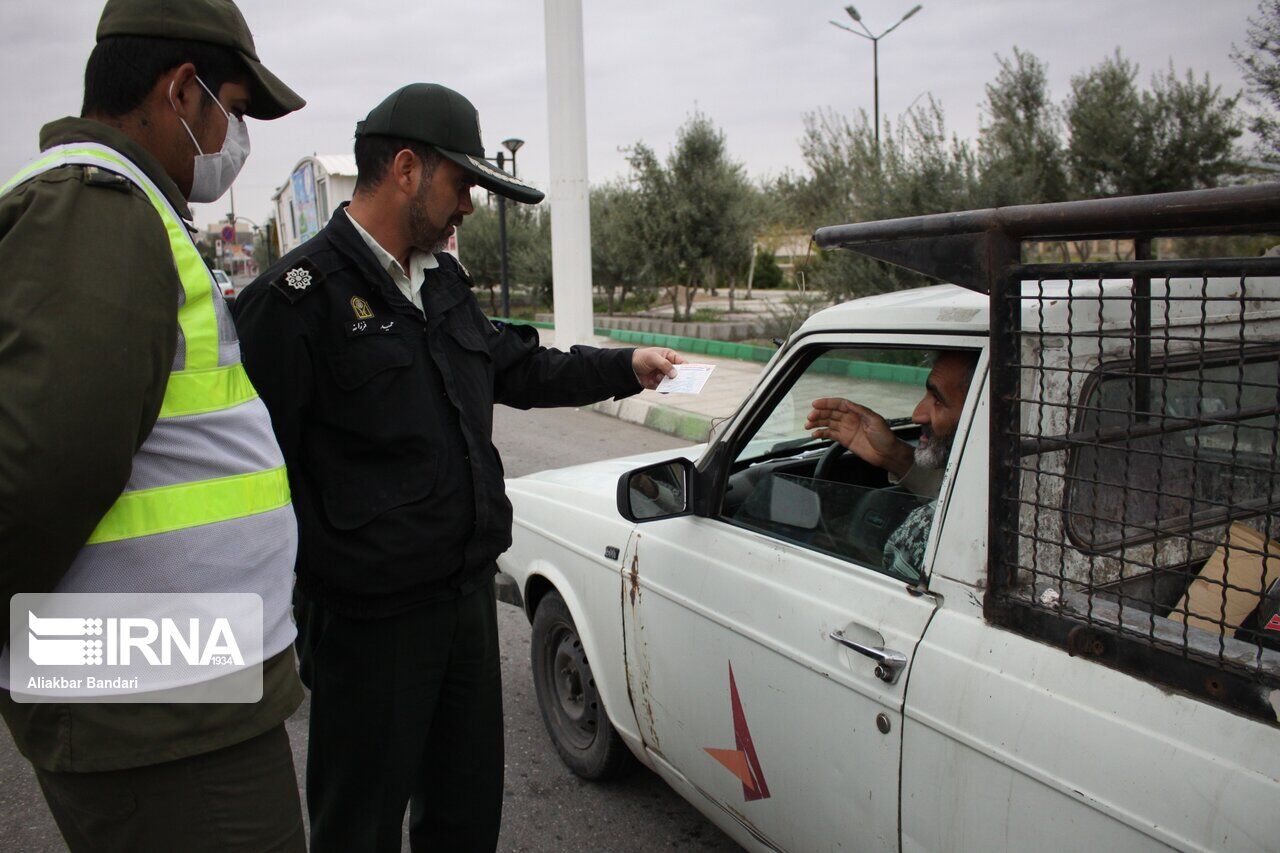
[806,398,913,477]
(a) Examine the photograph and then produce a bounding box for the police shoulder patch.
[272,257,324,303]
[439,251,472,286]
[82,166,133,193]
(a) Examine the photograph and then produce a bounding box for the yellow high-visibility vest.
[2,144,290,541]
[0,143,298,667]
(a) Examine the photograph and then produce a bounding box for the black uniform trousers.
[296,580,503,853]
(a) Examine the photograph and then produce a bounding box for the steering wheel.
[814,440,892,485]
[813,440,846,482]
[810,440,922,578]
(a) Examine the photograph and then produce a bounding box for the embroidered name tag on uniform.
[347,318,398,337]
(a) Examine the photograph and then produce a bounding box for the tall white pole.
[544,0,594,348]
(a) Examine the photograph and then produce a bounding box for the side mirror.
[617,458,694,523]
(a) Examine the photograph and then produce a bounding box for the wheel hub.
[554,638,587,722]
[544,624,599,749]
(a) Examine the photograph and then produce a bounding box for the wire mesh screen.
[992,271,1280,705]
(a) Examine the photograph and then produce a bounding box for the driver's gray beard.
[913,432,954,470]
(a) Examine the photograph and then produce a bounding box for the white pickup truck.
[496,187,1280,852]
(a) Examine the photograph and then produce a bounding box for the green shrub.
[752,249,785,289]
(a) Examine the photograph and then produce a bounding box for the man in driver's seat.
[804,351,978,579]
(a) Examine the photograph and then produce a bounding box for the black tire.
[530,590,637,780]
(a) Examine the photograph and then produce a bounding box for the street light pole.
[829,3,923,160]
[872,36,879,154]
[497,152,510,318]
[503,138,524,179]
[494,138,525,319]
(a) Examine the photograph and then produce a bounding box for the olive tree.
[456,195,551,315]
[978,48,1069,205]
[590,182,652,315]
[1234,0,1280,166]
[1065,52,1242,197]
[622,115,754,320]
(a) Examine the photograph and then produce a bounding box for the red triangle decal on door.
[704,747,757,791]
[702,663,772,801]
[703,663,772,800]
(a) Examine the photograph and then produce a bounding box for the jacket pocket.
[445,317,492,357]
[321,458,436,530]
[327,333,415,390]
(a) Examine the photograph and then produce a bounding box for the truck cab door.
[620,336,981,851]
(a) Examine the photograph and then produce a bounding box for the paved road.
[0,405,740,851]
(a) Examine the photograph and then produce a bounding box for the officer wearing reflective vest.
[0,1,307,850]
[233,84,683,850]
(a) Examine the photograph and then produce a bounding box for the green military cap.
[356,83,544,205]
[96,0,305,120]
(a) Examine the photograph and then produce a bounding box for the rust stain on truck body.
[628,551,641,607]
[621,538,660,750]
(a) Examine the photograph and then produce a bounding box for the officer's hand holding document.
[657,363,716,394]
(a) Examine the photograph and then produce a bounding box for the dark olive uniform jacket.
[233,205,641,616]
[0,118,301,772]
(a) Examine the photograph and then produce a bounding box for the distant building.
[756,231,811,282]
[271,153,460,260]
[272,154,358,255]
[201,225,258,278]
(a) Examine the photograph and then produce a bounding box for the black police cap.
[356,84,544,205]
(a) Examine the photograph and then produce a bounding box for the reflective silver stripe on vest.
[0,145,297,686]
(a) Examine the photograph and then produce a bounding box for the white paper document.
[657,363,716,395]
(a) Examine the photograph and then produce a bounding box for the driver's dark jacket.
[233,207,641,616]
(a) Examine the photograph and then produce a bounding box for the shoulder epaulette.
[438,251,473,286]
[82,166,133,193]
[456,257,473,285]
[271,256,325,303]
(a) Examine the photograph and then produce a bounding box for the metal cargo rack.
[815,185,1280,723]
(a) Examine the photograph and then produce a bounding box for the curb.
[586,397,715,443]
[490,316,718,441]
[488,317,777,363]
[607,328,777,362]
[488,317,928,384]
[536,313,761,341]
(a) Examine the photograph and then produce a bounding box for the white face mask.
[170,76,250,203]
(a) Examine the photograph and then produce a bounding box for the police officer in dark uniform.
[232,83,682,852]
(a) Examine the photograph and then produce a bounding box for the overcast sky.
[0,0,1260,231]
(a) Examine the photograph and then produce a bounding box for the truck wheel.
[531,590,636,780]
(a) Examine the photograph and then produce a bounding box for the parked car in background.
[496,186,1280,852]
[212,268,235,300]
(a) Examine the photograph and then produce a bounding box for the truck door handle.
[829,630,908,684]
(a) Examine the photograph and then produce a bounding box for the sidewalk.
[536,328,767,442]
